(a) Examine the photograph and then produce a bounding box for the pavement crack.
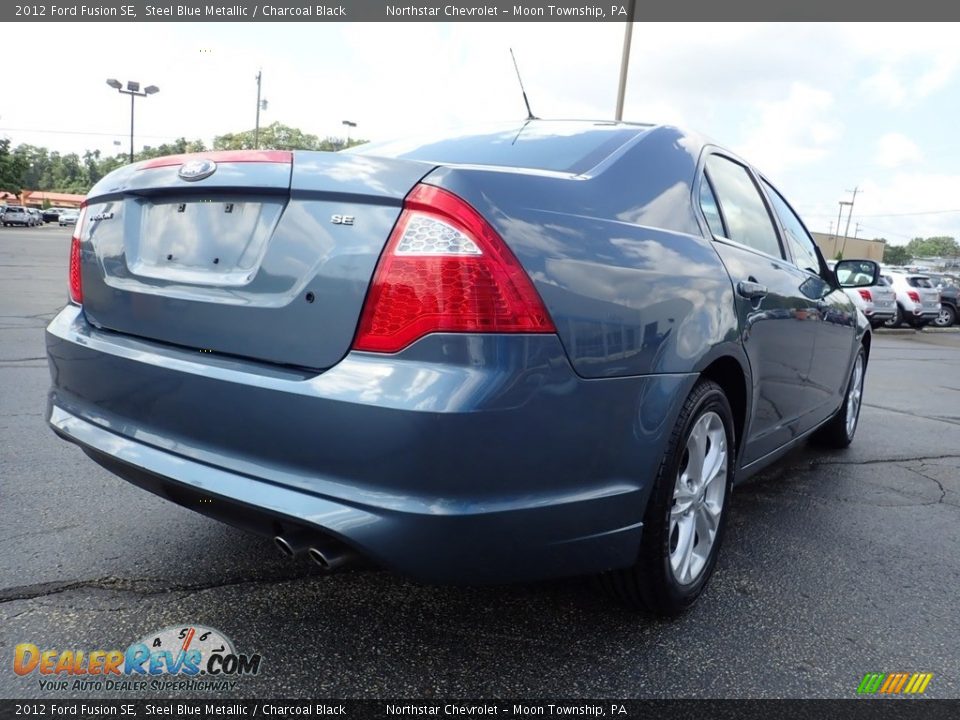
[0,572,314,605]
[901,465,949,504]
[807,454,960,467]
[863,402,960,426]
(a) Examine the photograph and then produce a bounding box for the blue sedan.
[46,121,873,614]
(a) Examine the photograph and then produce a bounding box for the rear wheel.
[812,347,865,449]
[883,305,903,328]
[934,305,956,327]
[601,379,734,615]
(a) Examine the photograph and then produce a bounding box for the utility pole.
[834,202,847,242]
[854,222,861,239]
[842,186,860,240]
[614,0,637,121]
[254,70,268,149]
[840,187,860,257]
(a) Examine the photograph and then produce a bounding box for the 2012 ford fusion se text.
[45,120,876,615]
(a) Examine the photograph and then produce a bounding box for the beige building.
[811,232,885,262]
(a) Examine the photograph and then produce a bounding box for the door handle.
[737,280,768,301]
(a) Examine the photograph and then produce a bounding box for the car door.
[698,153,821,465]
[761,179,857,426]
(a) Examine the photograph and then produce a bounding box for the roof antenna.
[510,48,537,121]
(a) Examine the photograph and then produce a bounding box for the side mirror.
[835,259,879,288]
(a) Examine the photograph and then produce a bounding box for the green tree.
[905,236,960,258]
[0,138,28,194]
[213,122,357,151]
[883,243,911,266]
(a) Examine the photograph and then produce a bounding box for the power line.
[804,207,960,218]
[0,126,187,141]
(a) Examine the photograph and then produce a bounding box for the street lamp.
[106,78,159,165]
[342,120,357,148]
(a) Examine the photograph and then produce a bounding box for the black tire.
[934,304,956,328]
[812,347,866,449]
[601,379,735,616]
[883,305,903,329]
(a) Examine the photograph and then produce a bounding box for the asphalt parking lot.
[1,225,958,700]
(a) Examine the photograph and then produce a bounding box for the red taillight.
[907,291,921,303]
[352,184,555,353]
[858,289,872,301]
[68,205,87,305]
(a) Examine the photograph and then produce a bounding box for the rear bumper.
[904,305,939,318]
[46,305,694,583]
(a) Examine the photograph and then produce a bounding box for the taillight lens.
[353,184,555,353]
[907,291,921,303]
[68,205,87,305]
[858,289,872,301]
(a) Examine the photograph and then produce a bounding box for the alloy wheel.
[846,353,864,437]
[669,411,727,586]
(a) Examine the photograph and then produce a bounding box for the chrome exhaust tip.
[308,544,357,573]
[274,530,311,558]
[274,535,297,557]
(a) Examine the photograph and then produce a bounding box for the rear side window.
[907,277,933,288]
[699,179,726,238]
[762,180,821,275]
[705,156,783,259]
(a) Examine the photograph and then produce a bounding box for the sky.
[4,21,960,245]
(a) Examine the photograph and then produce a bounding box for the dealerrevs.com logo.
[14,625,262,693]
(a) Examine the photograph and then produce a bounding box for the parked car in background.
[58,209,80,227]
[829,260,896,328]
[28,208,44,226]
[882,270,941,328]
[45,124,875,615]
[2,206,32,227]
[43,208,66,223]
[923,274,960,327]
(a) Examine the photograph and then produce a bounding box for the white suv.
[830,260,897,328]
[881,270,941,328]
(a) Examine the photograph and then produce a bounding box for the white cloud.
[861,70,907,108]
[733,83,842,177]
[876,133,922,168]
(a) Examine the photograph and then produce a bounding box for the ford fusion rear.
[46,121,872,614]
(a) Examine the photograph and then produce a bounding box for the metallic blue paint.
[47,304,693,582]
[46,121,869,582]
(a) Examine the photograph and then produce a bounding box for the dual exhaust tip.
[274,532,357,572]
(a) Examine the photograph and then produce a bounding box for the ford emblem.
[178,158,217,182]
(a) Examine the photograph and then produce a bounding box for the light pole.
[106,79,159,164]
[254,70,269,149]
[342,120,357,148]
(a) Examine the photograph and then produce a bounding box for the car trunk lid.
[79,150,435,369]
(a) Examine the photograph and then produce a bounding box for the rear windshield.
[350,122,646,174]
[907,276,934,288]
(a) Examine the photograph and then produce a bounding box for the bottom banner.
[1,699,958,720]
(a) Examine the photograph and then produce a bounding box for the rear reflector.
[353,184,555,353]
[858,289,872,301]
[907,291,921,303]
[68,205,86,305]
[139,150,292,169]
